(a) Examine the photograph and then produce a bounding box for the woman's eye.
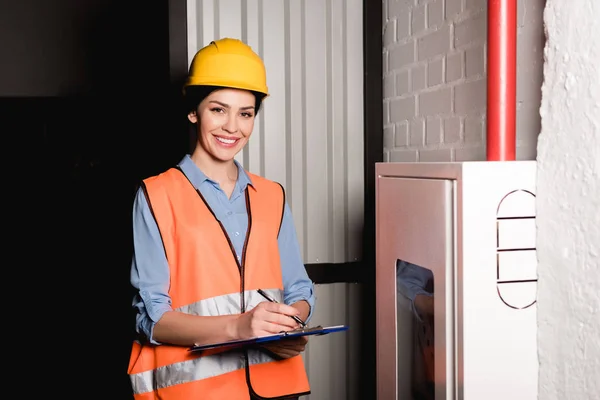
[241,112,254,118]
[210,107,224,113]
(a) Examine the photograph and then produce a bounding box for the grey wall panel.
[286,0,307,255]
[242,0,262,173]
[345,0,365,263]
[302,283,363,400]
[186,0,364,264]
[304,0,329,263]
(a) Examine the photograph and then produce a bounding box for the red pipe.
[487,0,517,161]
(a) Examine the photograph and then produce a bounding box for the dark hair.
[185,85,265,116]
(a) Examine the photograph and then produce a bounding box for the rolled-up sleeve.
[130,187,173,344]
[278,203,316,322]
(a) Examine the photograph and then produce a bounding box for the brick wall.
[382,0,545,162]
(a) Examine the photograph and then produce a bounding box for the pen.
[257,288,306,328]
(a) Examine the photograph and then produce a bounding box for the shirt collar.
[177,155,255,192]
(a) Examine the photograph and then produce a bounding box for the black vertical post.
[361,0,383,398]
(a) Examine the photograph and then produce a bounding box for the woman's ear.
[188,110,198,123]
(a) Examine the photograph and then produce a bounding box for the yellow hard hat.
[184,38,269,96]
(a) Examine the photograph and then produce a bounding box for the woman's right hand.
[235,301,301,339]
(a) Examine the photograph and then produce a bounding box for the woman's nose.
[222,115,238,133]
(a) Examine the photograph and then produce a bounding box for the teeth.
[216,137,237,144]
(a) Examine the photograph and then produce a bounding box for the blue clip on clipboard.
[189,325,349,352]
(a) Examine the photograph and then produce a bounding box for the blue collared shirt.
[131,155,315,344]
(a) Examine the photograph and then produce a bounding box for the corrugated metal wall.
[186,0,364,264]
[186,1,365,398]
[305,283,363,400]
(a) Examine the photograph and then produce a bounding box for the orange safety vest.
[128,167,310,400]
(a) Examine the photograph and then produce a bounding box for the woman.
[128,38,315,400]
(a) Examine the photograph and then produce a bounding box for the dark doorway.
[2,0,187,397]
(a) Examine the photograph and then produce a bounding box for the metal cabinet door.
[376,177,455,400]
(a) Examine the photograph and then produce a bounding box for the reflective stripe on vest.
[130,288,283,395]
[177,288,282,317]
[131,346,276,395]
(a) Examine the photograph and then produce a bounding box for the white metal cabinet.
[376,162,538,400]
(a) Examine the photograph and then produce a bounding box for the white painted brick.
[383,51,388,75]
[445,0,462,19]
[465,44,485,77]
[412,4,427,34]
[390,96,417,122]
[444,116,462,143]
[455,146,485,161]
[426,117,443,144]
[483,117,487,139]
[389,0,414,19]
[522,0,544,25]
[396,69,410,95]
[384,125,395,150]
[465,0,487,12]
[446,51,463,82]
[454,78,486,114]
[389,41,416,70]
[465,0,488,12]
[464,116,484,143]
[383,101,390,124]
[419,148,452,161]
[412,64,427,92]
[395,121,409,147]
[517,0,526,27]
[516,145,537,161]
[384,74,395,99]
[383,0,388,25]
[410,118,425,146]
[383,0,544,164]
[428,57,444,87]
[515,69,542,104]
[454,12,487,48]
[390,149,418,162]
[427,0,444,28]
[515,0,545,152]
[397,11,411,41]
[419,87,452,116]
[418,24,451,61]
[516,27,545,103]
[383,20,396,47]
[517,104,542,143]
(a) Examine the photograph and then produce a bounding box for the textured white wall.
[537,1,600,398]
[382,0,545,162]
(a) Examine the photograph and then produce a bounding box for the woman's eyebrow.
[209,100,254,110]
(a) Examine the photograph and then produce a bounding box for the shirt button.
[227,211,232,216]
[235,232,240,236]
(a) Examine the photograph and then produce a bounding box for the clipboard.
[189,325,349,352]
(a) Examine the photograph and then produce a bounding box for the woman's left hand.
[260,336,308,359]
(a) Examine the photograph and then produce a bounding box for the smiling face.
[188,88,257,163]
